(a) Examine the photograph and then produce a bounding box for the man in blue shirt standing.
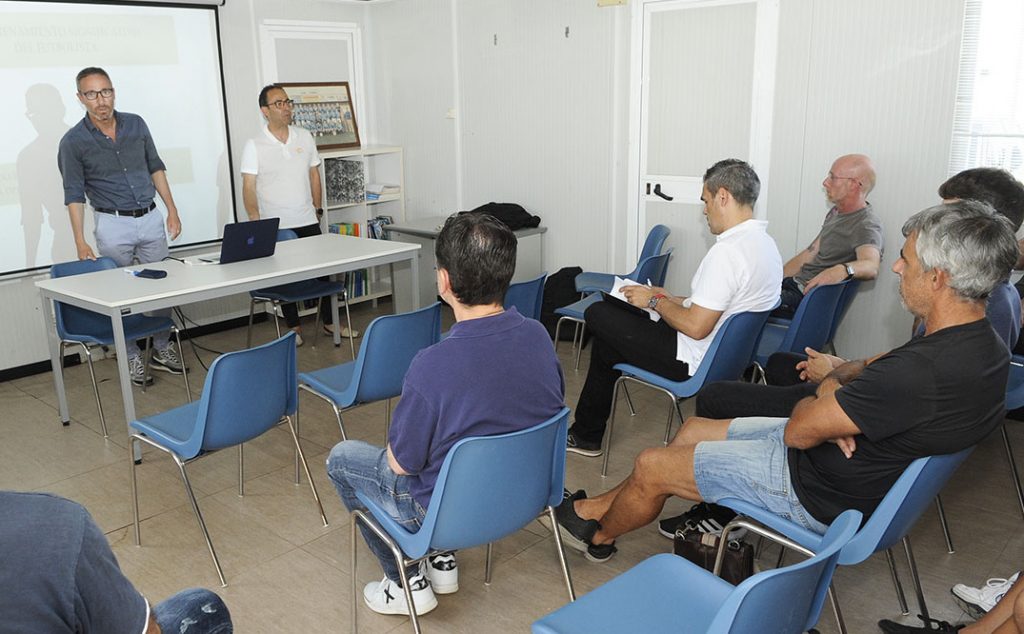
[57,67,185,385]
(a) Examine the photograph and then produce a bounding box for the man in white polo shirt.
[240,84,358,344]
[566,159,783,462]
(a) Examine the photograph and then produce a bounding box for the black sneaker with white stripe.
[657,502,745,539]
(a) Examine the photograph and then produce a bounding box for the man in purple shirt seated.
[326,213,565,618]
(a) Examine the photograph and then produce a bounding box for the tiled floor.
[3,301,1023,632]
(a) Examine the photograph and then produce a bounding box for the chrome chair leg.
[886,547,910,615]
[935,495,954,553]
[546,505,576,601]
[78,342,109,437]
[903,536,931,622]
[622,382,636,416]
[602,377,625,477]
[246,298,258,348]
[1001,425,1024,520]
[285,414,328,527]
[828,584,848,634]
[293,408,301,485]
[173,327,191,403]
[272,303,283,339]
[574,323,586,371]
[484,542,494,584]
[141,337,154,393]
[343,288,356,358]
[312,297,324,349]
[238,444,244,496]
[129,437,142,545]
[298,383,348,440]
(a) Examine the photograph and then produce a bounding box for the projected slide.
[0,2,233,275]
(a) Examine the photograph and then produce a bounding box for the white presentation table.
[35,234,420,446]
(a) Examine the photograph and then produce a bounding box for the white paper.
[609,276,662,322]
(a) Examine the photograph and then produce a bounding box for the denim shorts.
[692,416,829,534]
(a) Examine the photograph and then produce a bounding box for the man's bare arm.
[804,244,882,292]
[784,383,863,455]
[150,170,181,240]
[783,238,819,278]
[621,284,722,340]
[242,174,260,221]
[67,202,96,260]
[309,166,322,211]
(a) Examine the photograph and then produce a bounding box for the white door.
[628,0,778,290]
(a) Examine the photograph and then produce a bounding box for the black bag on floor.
[541,266,583,341]
[673,524,754,585]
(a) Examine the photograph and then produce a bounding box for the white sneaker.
[425,553,459,594]
[151,344,185,374]
[363,574,437,616]
[128,354,153,387]
[952,571,1020,618]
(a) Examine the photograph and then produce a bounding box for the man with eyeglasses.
[776,153,884,318]
[57,67,185,386]
[239,84,358,345]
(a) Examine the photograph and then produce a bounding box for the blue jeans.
[94,210,172,356]
[693,416,829,534]
[153,588,232,633]
[326,440,427,582]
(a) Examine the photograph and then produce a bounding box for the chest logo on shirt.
[296,148,303,154]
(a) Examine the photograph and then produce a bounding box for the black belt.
[94,202,155,217]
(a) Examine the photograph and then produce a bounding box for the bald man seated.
[776,154,884,318]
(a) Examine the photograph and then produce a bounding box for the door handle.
[653,183,674,201]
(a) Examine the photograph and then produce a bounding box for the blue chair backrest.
[1007,355,1024,410]
[406,407,570,557]
[778,281,849,354]
[350,302,442,403]
[690,308,775,388]
[633,250,673,288]
[638,225,671,263]
[50,257,119,338]
[841,447,974,564]
[504,273,547,321]
[277,229,299,242]
[174,333,298,458]
[710,509,862,633]
[826,279,860,344]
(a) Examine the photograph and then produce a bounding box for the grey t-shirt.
[0,491,147,633]
[795,204,884,286]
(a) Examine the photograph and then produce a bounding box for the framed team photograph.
[277,81,361,150]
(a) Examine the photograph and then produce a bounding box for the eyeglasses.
[80,88,114,101]
[268,99,295,109]
[826,172,861,186]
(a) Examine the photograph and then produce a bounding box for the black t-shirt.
[789,319,1009,524]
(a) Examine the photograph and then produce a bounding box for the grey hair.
[901,200,1019,301]
[703,159,760,207]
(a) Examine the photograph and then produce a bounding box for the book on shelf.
[365,183,401,200]
[366,215,394,240]
[329,222,362,237]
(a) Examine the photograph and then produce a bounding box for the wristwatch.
[648,293,666,310]
[843,263,855,279]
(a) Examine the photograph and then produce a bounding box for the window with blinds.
[949,0,1024,179]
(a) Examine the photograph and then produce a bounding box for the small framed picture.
[277,81,360,150]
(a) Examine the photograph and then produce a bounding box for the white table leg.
[110,312,142,462]
[409,253,420,309]
[40,293,70,425]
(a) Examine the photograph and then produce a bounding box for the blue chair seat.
[253,278,346,303]
[131,402,203,451]
[61,313,174,346]
[573,271,617,295]
[297,362,358,406]
[554,292,603,322]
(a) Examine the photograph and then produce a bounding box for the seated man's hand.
[796,347,846,383]
[829,435,857,459]
[803,264,847,292]
[622,284,664,308]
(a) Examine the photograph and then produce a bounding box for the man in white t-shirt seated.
[566,159,783,462]
[239,84,358,345]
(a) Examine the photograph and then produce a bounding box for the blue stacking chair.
[128,332,327,586]
[533,509,861,634]
[554,250,673,372]
[505,272,547,320]
[51,257,191,437]
[754,280,850,369]
[246,229,356,357]
[602,307,774,476]
[824,279,860,354]
[1001,356,1024,519]
[350,407,575,634]
[719,447,975,633]
[298,303,441,441]
[574,225,671,294]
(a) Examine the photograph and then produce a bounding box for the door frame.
[625,0,779,264]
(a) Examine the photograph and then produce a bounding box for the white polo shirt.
[240,124,321,229]
[676,219,783,371]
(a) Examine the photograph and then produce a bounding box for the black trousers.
[772,276,805,319]
[281,222,336,328]
[570,301,689,444]
[696,349,814,420]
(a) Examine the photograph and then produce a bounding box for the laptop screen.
[218,218,281,264]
